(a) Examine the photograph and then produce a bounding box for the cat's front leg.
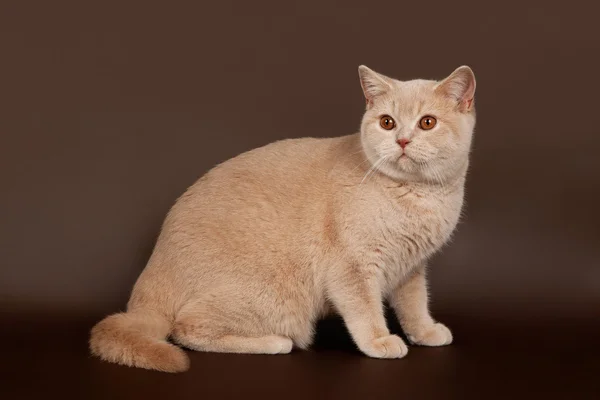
[328,262,408,359]
[390,265,453,346]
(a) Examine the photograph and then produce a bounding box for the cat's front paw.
[361,335,408,359]
[407,323,453,346]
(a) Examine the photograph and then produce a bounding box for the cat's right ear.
[358,65,392,108]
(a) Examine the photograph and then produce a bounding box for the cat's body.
[90,65,476,372]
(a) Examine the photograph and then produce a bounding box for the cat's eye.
[419,116,437,130]
[380,115,395,130]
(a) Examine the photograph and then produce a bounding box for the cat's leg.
[171,303,293,355]
[390,265,453,346]
[328,263,408,359]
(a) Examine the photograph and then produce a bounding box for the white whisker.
[349,157,373,175]
[360,156,389,185]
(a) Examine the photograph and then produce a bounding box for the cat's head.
[358,65,476,184]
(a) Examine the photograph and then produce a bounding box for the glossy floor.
[3,309,598,399]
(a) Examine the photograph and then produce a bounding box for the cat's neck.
[378,165,467,198]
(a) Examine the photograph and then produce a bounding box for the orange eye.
[419,116,437,130]
[380,115,395,130]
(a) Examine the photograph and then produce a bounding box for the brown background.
[1,1,599,398]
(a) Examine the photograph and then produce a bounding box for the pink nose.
[397,138,411,149]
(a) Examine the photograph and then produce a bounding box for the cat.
[90,65,476,372]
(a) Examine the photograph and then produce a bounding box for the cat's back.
[164,135,356,235]
[180,135,352,206]
[206,135,351,183]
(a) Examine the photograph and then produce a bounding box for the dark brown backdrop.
[1,1,599,398]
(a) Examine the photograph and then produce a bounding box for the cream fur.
[90,65,477,372]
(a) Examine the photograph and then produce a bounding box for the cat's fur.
[90,65,476,372]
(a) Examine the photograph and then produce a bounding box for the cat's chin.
[379,163,423,183]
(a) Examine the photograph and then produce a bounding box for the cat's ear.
[358,65,393,107]
[435,66,476,112]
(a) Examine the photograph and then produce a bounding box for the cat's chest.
[373,185,463,264]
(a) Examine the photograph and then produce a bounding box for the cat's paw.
[407,323,453,346]
[362,335,408,359]
[264,335,294,354]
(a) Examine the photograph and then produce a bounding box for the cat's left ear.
[435,66,476,112]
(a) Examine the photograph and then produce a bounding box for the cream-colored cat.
[90,65,476,372]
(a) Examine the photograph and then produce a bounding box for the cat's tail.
[89,310,189,373]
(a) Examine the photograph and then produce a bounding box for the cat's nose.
[397,138,411,149]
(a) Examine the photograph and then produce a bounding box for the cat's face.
[358,66,476,184]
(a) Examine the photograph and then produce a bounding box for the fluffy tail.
[89,310,189,373]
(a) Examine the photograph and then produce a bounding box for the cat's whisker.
[360,156,389,185]
[360,159,383,185]
[350,157,374,175]
[374,157,391,183]
[359,160,379,185]
[418,161,435,187]
[434,168,445,190]
[378,157,391,181]
[331,147,367,174]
